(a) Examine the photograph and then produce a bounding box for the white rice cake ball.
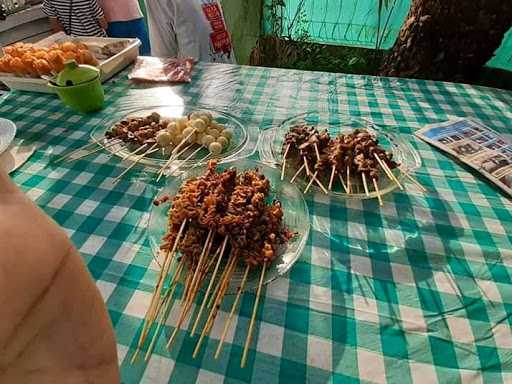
[208,142,223,155]
[176,117,188,131]
[207,128,220,138]
[211,122,225,132]
[217,136,229,149]
[201,134,215,147]
[220,130,233,140]
[156,131,172,147]
[190,119,207,133]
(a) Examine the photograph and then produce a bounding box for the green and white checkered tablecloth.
[1,63,512,383]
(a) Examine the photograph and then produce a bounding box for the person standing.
[99,0,151,55]
[42,0,108,37]
[145,0,236,64]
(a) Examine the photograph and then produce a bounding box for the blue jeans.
[107,18,151,55]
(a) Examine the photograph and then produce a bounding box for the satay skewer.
[215,263,251,359]
[131,220,187,363]
[174,146,204,174]
[190,238,229,335]
[143,256,186,361]
[328,165,336,191]
[53,141,100,164]
[338,174,348,193]
[241,262,268,368]
[304,171,318,194]
[373,153,403,190]
[372,178,383,206]
[400,169,427,192]
[361,172,370,196]
[192,253,238,358]
[112,143,159,184]
[281,144,291,181]
[185,230,214,304]
[167,232,217,350]
[156,143,194,182]
[314,174,329,194]
[290,163,305,183]
[314,143,321,162]
[347,166,351,194]
[63,139,123,164]
[156,128,198,180]
[303,156,311,176]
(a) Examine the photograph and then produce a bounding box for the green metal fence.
[262,0,512,71]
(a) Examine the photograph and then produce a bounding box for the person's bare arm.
[48,17,64,33]
[0,171,119,384]
[98,16,108,31]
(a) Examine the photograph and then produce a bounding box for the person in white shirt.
[145,0,236,64]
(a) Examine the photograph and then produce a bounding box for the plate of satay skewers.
[265,113,425,204]
[132,159,309,367]
[56,105,254,183]
[92,106,250,182]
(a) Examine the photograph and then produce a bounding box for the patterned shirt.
[42,0,106,37]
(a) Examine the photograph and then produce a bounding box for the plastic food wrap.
[128,57,195,83]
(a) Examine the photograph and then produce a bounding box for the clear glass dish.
[260,112,422,200]
[147,159,311,292]
[90,105,249,170]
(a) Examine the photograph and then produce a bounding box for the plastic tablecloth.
[1,63,512,384]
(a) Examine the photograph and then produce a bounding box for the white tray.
[0,32,140,93]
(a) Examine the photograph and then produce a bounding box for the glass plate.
[147,159,310,293]
[262,112,422,200]
[90,105,249,170]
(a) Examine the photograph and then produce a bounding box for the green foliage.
[260,0,386,74]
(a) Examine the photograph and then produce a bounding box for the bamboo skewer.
[281,144,291,181]
[185,230,214,304]
[373,154,403,190]
[192,253,238,358]
[347,166,351,194]
[166,231,216,350]
[338,174,348,193]
[174,145,204,173]
[143,257,186,361]
[328,165,336,191]
[131,220,187,364]
[400,169,427,192]
[304,171,318,194]
[214,264,251,359]
[113,143,158,185]
[190,237,228,335]
[314,143,321,162]
[206,251,236,310]
[361,172,370,196]
[303,156,311,176]
[62,139,123,164]
[372,178,383,206]
[53,141,99,163]
[241,262,267,368]
[156,143,194,182]
[156,127,198,181]
[290,164,305,183]
[185,235,216,314]
[313,173,329,194]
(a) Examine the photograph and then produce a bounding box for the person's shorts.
[107,18,151,56]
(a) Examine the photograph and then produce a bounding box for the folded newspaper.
[415,118,512,197]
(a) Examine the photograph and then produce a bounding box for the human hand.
[0,171,119,383]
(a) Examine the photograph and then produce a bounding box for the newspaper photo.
[415,118,512,197]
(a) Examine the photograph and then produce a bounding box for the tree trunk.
[380,0,512,82]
